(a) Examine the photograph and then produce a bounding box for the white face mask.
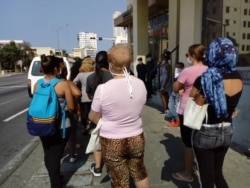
[187,57,192,65]
[174,68,182,78]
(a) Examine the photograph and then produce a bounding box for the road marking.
[0,99,16,106]
[0,86,26,88]
[3,108,28,122]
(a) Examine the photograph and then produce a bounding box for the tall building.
[77,32,97,49]
[203,0,250,54]
[77,32,97,59]
[113,11,128,44]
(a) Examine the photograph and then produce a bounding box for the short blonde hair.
[108,44,132,69]
[79,56,94,72]
[79,63,94,72]
[82,56,94,65]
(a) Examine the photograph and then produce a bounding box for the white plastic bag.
[85,118,102,154]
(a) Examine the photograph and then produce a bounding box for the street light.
[56,24,68,54]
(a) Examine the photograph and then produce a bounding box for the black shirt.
[193,71,242,124]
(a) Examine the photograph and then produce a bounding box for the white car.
[27,56,75,97]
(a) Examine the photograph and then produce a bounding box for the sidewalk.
[1,92,250,188]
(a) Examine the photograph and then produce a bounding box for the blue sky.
[0,0,126,53]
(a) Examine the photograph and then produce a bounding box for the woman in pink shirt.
[89,44,149,188]
[172,44,207,182]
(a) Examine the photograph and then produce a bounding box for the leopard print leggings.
[100,133,148,188]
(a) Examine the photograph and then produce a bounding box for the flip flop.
[172,172,194,183]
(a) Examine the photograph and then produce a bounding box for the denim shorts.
[193,124,233,149]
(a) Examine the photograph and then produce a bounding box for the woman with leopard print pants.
[89,44,149,188]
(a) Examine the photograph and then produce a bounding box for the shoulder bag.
[183,89,208,130]
[85,84,104,154]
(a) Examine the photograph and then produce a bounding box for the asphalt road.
[0,73,35,171]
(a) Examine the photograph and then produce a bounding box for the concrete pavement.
[1,91,250,188]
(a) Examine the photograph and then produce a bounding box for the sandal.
[172,172,194,182]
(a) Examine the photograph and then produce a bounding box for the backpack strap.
[49,78,61,87]
[61,100,67,139]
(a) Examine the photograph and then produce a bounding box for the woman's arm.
[173,81,183,93]
[88,109,101,124]
[61,81,75,113]
[67,80,81,99]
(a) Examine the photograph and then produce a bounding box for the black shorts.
[179,114,193,148]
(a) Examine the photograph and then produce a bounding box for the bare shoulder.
[54,80,70,95]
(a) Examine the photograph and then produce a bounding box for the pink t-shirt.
[177,65,207,114]
[91,76,147,139]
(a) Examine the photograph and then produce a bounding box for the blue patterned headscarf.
[201,37,238,118]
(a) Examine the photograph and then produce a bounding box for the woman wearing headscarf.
[191,37,243,188]
[89,44,149,188]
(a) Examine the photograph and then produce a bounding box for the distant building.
[0,40,25,48]
[203,0,250,54]
[77,32,97,59]
[72,47,96,60]
[31,47,55,56]
[78,32,97,49]
[113,11,128,44]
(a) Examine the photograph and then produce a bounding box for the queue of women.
[36,37,242,188]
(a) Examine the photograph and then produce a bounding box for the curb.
[0,137,40,185]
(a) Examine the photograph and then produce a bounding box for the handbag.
[85,118,102,154]
[85,84,104,154]
[183,89,208,130]
[193,122,233,149]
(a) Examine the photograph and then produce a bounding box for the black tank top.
[194,71,242,124]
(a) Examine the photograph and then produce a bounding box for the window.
[243,21,247,27]
[247,45,250,51]
[248,33,250,39]
[243,33,246,39]
[213,7,216,14]
[244,9,248,15]
[242,45,245,51]
[226,7,230,13]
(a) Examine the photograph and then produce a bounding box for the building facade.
[77,32,97,49]
[114,0,250,149]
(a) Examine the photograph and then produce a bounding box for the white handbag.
[183,97,208,130]
[85,118,102,154]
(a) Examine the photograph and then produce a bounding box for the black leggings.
[193,146,229,188]
[40,128,71,188]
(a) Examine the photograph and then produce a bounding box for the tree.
[0,41,20,70]
[0,41,35,70]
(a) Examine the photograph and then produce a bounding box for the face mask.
[109,63,123,76]
[187,57,192,65]
[146,57,151,62]
[174,68,182,78]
